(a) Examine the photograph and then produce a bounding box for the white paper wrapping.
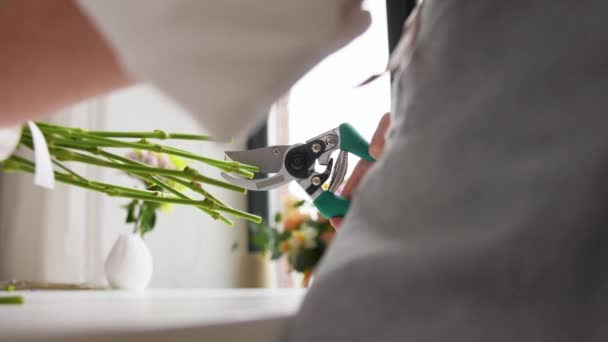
[76,0,370,140]
[0,122,55,189]
[27,121,55,189]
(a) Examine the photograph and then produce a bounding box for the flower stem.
[51,147,248,193]
[4,156,260,223]
[13,123,262,224]
[35,122,215,141]
[163,176,229,206]
[0,296,24,305]
[51,159,88,182]
[158,176,258,222]
[29,125,259,177]
[87,130,213,141]
[101,151,235,226]
[22,137,246,193]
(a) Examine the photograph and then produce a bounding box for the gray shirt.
[287,1,608,341]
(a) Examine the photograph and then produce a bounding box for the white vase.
[104,233,153,290]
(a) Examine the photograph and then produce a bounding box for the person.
[0,0,371,140]
[3,1,606,341]
[288,1,608,341]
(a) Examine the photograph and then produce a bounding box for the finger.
[339,159,373,200]
[369,112,391,159]
[330,113,390,230]
[329,159,371,230]
[330,217,343,230]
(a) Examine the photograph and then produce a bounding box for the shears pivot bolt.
[312,143,322,153]
[325,136,337,146]
[312,176,322,186]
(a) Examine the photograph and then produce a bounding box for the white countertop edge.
[9,315,293,342]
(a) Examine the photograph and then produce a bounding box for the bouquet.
[0,122,265,289]
[250,198,335,287]
[0,122,262,227]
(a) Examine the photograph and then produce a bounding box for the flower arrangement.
[0,121,265,290]
[250,198,335,287]
[0,122,262,226]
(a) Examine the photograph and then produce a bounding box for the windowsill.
[1,288,305,342]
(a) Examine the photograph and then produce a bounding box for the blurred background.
[0,0,413,289]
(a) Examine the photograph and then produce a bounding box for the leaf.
[250,223,271,252]
[168,155,188,171]
[252,232,269,251]
[274,212,282,224]
[269,230,289,260]
[292,248,323,273]
[270,249,283,260]
[293,200,306,208]
[138,202,157,237]
[124,200,139,224]
[278,230,292,242]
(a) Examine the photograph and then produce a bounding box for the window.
[281,0,392,200]
[266,1,392,287]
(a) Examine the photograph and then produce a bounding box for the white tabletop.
[0,289,305,342]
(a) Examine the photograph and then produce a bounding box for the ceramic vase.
[104,233,153,290]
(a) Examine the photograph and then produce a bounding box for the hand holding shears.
[222,113,390,224]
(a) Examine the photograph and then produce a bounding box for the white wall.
[0,103,101,284]
[0,86,252,288]
[97,86,251,288]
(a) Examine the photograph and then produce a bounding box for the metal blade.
[328,150,348,193]
[224,145,290,174]
[221,172,293,191]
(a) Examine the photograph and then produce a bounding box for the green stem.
[51,147,247,193]
[157,176,255,222]
[214,204,262,223]
[90,147,232,210]
[35,122,215,141]
[30,127,258,176]
[101,152,234,226]
[156,177,239,225]
[0,296,24,305]
[46,135,255,180]
[4,156,260,223]
[87,130,213,141]
[51,159,88,182]
[167,177,229,207]
[16,123,261,223]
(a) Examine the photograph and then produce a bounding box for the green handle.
[313,191,350,219]
[339,123,375,162]
[312,123,375,218]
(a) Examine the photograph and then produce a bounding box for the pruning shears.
[221,123,374,219]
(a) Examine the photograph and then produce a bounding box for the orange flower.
[283,211,306,231]
[279,241,292,253]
